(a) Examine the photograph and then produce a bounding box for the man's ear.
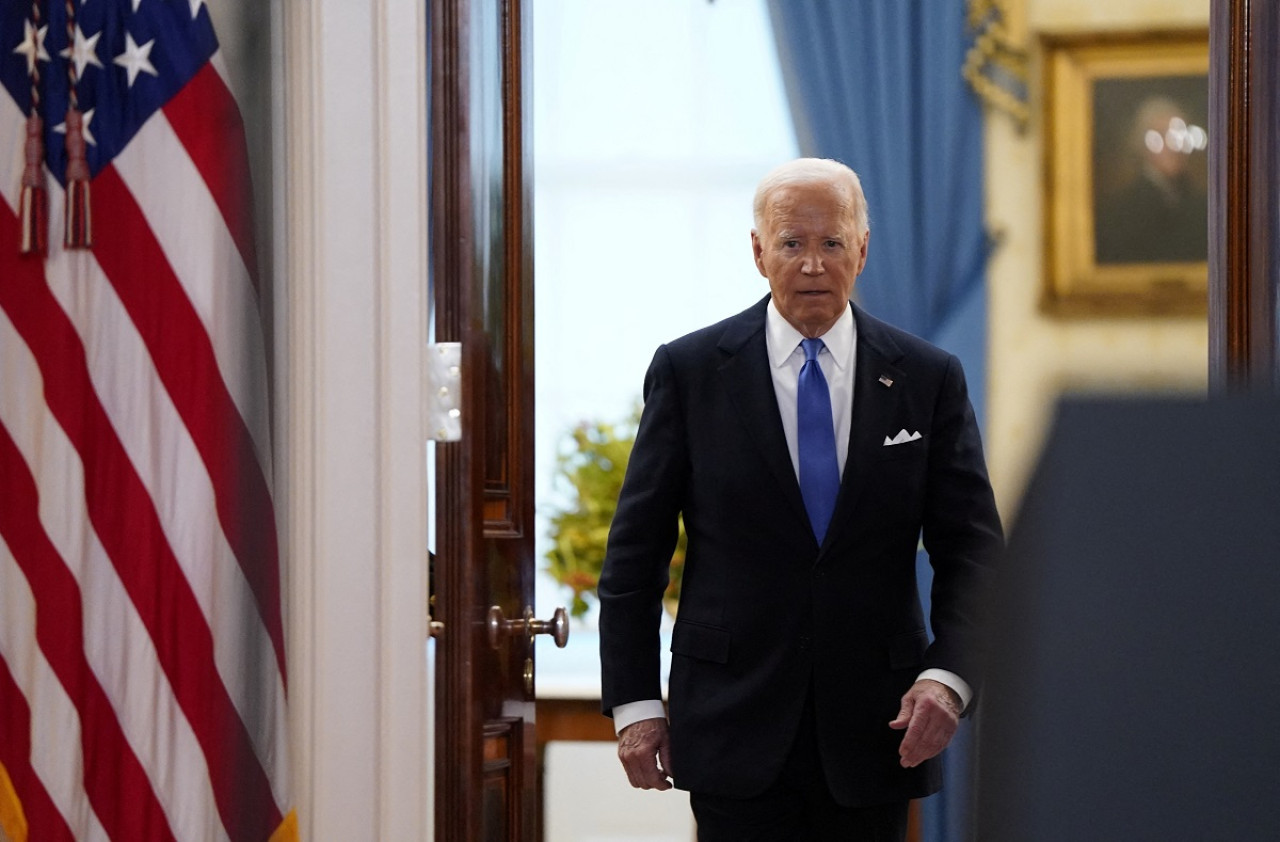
[856,229,870,275]
[751,230,768,277]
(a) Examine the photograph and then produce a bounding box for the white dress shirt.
[765,299,856,479]
[611,301,969,733]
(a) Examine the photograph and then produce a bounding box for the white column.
[276,0,433,839]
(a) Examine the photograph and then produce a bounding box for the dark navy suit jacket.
[599,295,1003,807]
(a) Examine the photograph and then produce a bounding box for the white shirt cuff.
[917,668,972,711]
[611,699,667,734]
[612,675,969,734]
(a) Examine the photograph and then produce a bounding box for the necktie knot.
[801,338,824,364]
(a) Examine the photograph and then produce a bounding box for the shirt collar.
[766,298,856,371]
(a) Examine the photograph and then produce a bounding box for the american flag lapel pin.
[878,375,894,388]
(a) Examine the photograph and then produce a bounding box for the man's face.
[1140,106,1192,179]
[751,180,869,339]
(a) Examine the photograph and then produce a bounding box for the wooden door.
[1209,0,1280,390]
[431,0,561,839]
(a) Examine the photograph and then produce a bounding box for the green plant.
[544,411,686,618]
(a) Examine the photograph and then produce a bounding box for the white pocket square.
[883,429,922,446]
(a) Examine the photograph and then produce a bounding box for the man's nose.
[801,251,824,274]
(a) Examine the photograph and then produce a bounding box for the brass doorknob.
[487,605,570,649]
[528,606,570,648]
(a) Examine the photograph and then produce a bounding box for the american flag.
[0,1,293,840]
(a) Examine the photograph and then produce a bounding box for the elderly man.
[598,158,1003,841]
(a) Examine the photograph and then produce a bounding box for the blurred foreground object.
[977,396,1280,840]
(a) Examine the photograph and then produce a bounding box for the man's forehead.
[767,207,857,237]
[770,225,849,239]
[765,188,854,224]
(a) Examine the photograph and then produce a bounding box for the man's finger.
[899,717,941,766]
[658,739,673,780]
[621,757,671,790]
[897,712,926,766]
[888,695,915,730]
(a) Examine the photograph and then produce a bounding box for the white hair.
[752,158,870,235]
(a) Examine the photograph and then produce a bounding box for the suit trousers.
[688,685,908,842]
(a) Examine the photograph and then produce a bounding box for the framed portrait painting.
[1041,30,1209,316]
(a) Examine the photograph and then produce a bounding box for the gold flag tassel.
[18,0,48,256]
[19,113,47,255]
[62,0,91,249]
[63,106,91,249]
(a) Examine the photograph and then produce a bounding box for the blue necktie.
[797,338,841,543]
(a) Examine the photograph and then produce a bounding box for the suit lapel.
[822,306,907,552]
[716,299,911,551]
[717,298,811,534]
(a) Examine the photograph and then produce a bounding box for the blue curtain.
[767,3,989,840]
[766,1,987,345]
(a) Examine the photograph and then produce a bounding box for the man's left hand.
[888,679,962,768]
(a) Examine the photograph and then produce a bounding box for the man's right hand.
[616,716,673,790]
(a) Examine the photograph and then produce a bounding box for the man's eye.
[825,240,842,249]
[782,240,800,248]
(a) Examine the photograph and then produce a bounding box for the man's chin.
[784,305,841,336]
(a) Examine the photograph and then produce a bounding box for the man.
[598,158,1003,840]
[1094,95,1208,264]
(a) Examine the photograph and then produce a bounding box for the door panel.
[431,0,543,839]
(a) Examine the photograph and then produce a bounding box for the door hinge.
[427,342,462,441]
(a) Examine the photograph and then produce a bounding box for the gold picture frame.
[1041,30,1209,316]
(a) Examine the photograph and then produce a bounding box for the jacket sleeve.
[598,344,689,715]
[920,354,1004,690]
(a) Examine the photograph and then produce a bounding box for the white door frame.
[274,0,434,838]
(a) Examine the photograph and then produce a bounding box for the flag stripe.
[162,60,260,288]
[0,289,238,842]
[43,267,290,808]
[1,92,22,208]
[41,216,287,808]
[0,658,74,842]
[0,537,107,842]
[112,104,272,485]
[0,221,282,842]
[0,427,179,842]
[87,166,287,688]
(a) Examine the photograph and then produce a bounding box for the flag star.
[59,25,104,80]
[52,108,98,146]
[12,21,51,76]
[114,33,158,87]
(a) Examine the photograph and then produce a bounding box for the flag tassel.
[19,114,47,255]
[63,108,92,249]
